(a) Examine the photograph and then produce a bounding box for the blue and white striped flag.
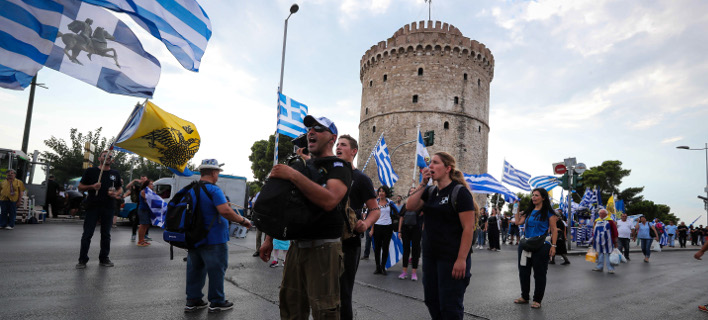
[0,0,63,89]
[45,0,160,97]
[463,173,519,202]
[578,187,598,209]
[276,92,308,138]
[145,187,166,227]
[416,129,429,168]
[374,136,398,188]
[501,160,531,191]
[80,0,212,71]
[386,232,403,269]
[529,175,559,191]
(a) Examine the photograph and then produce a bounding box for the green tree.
[576,160,644,208]
[248,134,293,183]
[626,200,677,223]
[41,128,119,185]
[504,193,531,215]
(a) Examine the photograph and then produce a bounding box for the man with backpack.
[259,115,352,319]
[183,159,252,313]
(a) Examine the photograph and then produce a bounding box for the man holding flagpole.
[76,150,122,269]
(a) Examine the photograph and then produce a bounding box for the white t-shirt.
[375,204,392,225]
[616,219,635,239]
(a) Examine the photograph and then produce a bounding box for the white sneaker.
[6,227,13,230]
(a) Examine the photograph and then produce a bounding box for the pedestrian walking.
[406,152,477,320]
[690,225,698,246]
[591,209,618,274]
[678,222,689,248]
[666,221,677,248]
[501,213,510,244]
[633,216,659,263]
[398,187,423,281]
[487,207,501,251]
[371,186,398,276]
[0,169,25,230]
[615,213,635,261]
[476,208,487,249]
[136,179,154,247]
[550,209,570,265]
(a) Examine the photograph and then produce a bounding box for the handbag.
[585,248,598,263]
[520,235,545,252]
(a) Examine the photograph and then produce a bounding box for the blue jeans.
[79,205,113,263]
[422,253,471,320]
[0,200,17,228]
[640,239,653,258]
[517,243,550,303]
[186,243,228,304]
[596,252,615,271]
[476,229,486,246]
[668,234,675,247]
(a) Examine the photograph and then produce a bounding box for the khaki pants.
[279,241,343,320]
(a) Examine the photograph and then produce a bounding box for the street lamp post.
[677,143,708,225]
[273,3,299,167]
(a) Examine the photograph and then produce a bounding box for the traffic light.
[573,172,583,188]
[559,173,570,189]
[424,130,435,147]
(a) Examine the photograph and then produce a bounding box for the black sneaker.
[252,252,260,257]
[208,300,234,313]
[75,262,87,269]
[184,299,208,312]
[99,260,114,267]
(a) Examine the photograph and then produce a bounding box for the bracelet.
[551,244,557,247]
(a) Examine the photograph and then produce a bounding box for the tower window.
[464,73,468,80]
[478,126,481,132]
[454,97,459,104]
[478,79,481,87]
[412,95,419,103]
[418,68,424,76]
[369,80,373,87]
[373,126,376,133]
[383,74,388,82]
[444,121,449,129]
[365,108,368,115]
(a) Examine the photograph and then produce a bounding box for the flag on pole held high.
[463,173,519,202]
[0,0,63,89]
[145,187,166,227]
[44,0,160,97]
[114,101,200,175]
[374,136,398,188]
[80,0,212,71]
[276,92,308,138]
[416,129,429,168]
[501,160,531,191]
[529,175,559,191]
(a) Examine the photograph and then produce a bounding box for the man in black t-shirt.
[76,150,123,269]
[260,116,352,318]
[45,175,60,217]
[336,134,380,320]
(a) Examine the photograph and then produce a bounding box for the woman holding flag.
[406,152,477,320]
[137,179,154,247]
[371,186,398,275]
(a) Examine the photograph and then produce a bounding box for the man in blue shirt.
[185,159,252,313]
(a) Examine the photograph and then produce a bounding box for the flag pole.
[273,90,281,167]
[98,100,146,182]
[412,124,420,187]
[361,132,385,172]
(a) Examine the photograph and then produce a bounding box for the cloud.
[339,0,393,26]
[661,136,683,144]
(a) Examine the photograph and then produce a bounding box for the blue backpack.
[163,181,216,258]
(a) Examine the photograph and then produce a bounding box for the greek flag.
[45,0,160,97]
[416,129,429,168]
[80,0,212,71]
[374,136,398,188]
[559,190,567,216]
[501,160,531,191]
[385,232,403,269]
[0,0,63,89]
[145,187,166,227]
[463,173,519,202]
[276,92,308,138]
[529,175,559,191]
[578,187,598,209]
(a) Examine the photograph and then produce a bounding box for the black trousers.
[488,228,500,250]
[373,224,393,270]
[618,237,631,260]
[517,243,550,303]
[679,235,687,248]
[340,237,361,320]
[401,225,421,269]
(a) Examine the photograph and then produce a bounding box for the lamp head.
[290,4,299,14]
[676,146,690,149]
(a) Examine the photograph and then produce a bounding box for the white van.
[153,173,248,215]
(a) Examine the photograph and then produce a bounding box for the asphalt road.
[1,221,706,320]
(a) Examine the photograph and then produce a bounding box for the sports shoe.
[398,272,408,280]
[144,235,152,241]
[208,300,234,313]
[561,261,570,265]
[131,234,136,241]
[699,304,708,313]
[99,260,114,267]
[184,299,208,312]
[591,268,602,272]
[269,260,279,268]
[5,226,13,230]
[411,273,418,281]
[75,262,87,269]
[252,251,260,257]
[608,270,615,274]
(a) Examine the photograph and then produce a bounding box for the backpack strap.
[449,184,464,213]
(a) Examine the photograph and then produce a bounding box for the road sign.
[553,162,567,175]
[575,163,587,174]
[564,157,577,167]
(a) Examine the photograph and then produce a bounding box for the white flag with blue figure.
[145,187,167,227]
[501,160,531,191]
[45,0,160,97]
[276,92,308,138]
[464,173,519,202]
[416,129,429,168]
[374,136,398,188]
[529,175,559,191]
[0,0,63,89]
[80,0,212,71]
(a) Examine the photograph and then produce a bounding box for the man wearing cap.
[0,169,25,230]
[184,159,252,313]
[76,151,122,268]
[260,115,352,319]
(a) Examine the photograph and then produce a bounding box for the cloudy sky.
[2,0,707,223]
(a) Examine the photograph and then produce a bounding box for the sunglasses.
[307,125,330,133]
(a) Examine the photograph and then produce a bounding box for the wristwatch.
[551,244,557,247]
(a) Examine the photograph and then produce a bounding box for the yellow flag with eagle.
[113,101,200,175]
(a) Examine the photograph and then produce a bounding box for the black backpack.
[253,155,349,240]
[163,181,216,258]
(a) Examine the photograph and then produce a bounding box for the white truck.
[153,173,248,215]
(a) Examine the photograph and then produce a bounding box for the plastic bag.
[651,241,661,252]
[619,251,627,263]
[585,248,597,263]
[609,248,621,266]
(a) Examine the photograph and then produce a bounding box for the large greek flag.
[45,0,160,97]
[501,160,531,191]
[416,129,429,168]
[80,0,212,71]
[529,175,559,191]
[374,136,398,188]
[0,0,63,89]
[463,173,519,202]
[276,92,308,138]
[578,187,598,209]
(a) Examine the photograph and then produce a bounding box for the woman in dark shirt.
[406,152,477,320]
[397,187,423,281]
[487,207,501,251]
[513,188,558,309]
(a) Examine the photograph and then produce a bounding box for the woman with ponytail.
[406,152,476,320]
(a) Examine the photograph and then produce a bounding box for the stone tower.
[357,20,494,194]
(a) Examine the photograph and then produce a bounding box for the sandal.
[514,298,529,304]
[531,301,542,309]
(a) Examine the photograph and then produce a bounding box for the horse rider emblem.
[57,18,121,68]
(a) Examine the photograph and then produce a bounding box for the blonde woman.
[406,152,477,320]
